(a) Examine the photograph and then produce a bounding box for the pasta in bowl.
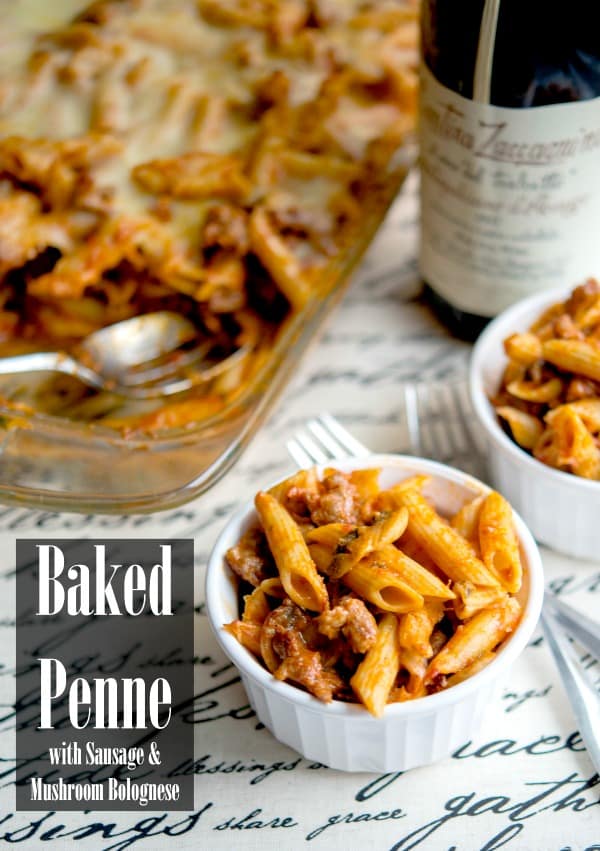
[205,455,543,772]
[470,285,600,559]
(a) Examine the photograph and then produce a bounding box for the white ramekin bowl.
[470,287,600,561]
[205,454,543,772]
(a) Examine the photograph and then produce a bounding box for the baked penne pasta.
[249,206,313,311]
[495,407,544,451]
[542,339,600,382]
[268,467,321,515]
[376,544,455,599]
[452,582,507,620]
[540,407,600,479]
[478,492,523,593]
[225,466,525,714]
[342,552,424,613]
[254,492,328,612]
[493,280,600,479]
[506,377,563,403]
[503,332,542,366]
[546,399,600,432]
[398,600,444,658]
[327,509,409,579]
[0,0,418,433]
[307,523,355,550]
[242,586,271,624]
[351,614,401,716]
[224,620,262,656]
[446,650,497,686]
[392,481,501,588]
[425,597,521,684]
[242,577,285,623]
[450,494,485,546]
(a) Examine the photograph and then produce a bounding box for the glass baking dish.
[0,152,415,514]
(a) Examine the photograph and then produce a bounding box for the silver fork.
[287,390,600,776]
[288,383,487,474]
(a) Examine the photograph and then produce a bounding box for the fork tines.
[286,382,487,476]
[286,413,371,467]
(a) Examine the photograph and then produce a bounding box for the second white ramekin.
[470,287,600,561]
[206,454,544,772]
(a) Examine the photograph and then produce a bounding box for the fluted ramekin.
[205,455,543,772]
[470,288,600,561]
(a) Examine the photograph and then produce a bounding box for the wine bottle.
[419,0,600,340]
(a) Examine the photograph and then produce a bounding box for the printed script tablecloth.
[0,173,598,850]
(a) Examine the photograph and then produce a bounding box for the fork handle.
[541,608,600,776]
[0,351,104,391]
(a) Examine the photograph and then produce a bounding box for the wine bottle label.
[419,65,600,316]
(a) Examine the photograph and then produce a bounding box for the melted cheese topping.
[0,0,417,428]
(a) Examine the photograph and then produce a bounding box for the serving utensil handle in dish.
[0,351,105,390]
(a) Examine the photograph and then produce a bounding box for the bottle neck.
[472,0,501,103]
[422,0,600,107]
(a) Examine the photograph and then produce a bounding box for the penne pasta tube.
[349,468,381,504]
[90,74,129,134]
[450,495,485,546]
[446,650,496,686]
[506,377,563,403]
[249,206,312,310]
[547,407,600,479]
[496,406,544,450]
[259,577,285,598]
[398,646,427,680]
[189,94,227,149]
[530,302,566,335]
[574,300,600,331]
[542,339,600,382]
[224,620,262,657]
[501,360,526,386]
[478,492,523,593]
[133,151,251,200]
[503,332,542,366]
[453,582,507,620]
[393,485,501,588]
[259,623,281,674]
[307,523,354,549]
[242,585,271,624]
[328,509,409,578]
[308,541,334,573]
[268,466,320,505]
[198,0,269,28]
[376,544,455,599]
[280,149,360,180]
[398,600,444,657]
[397,531,441,575]
[533,426,562,470]
[378,475,431,509]
[388,683,427,702]
[255,492,328,612]
[351,614,401,716]
[425,597,521,684]
[546,399,600,433]
[241,577,285,623]
[342,552,424,613]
